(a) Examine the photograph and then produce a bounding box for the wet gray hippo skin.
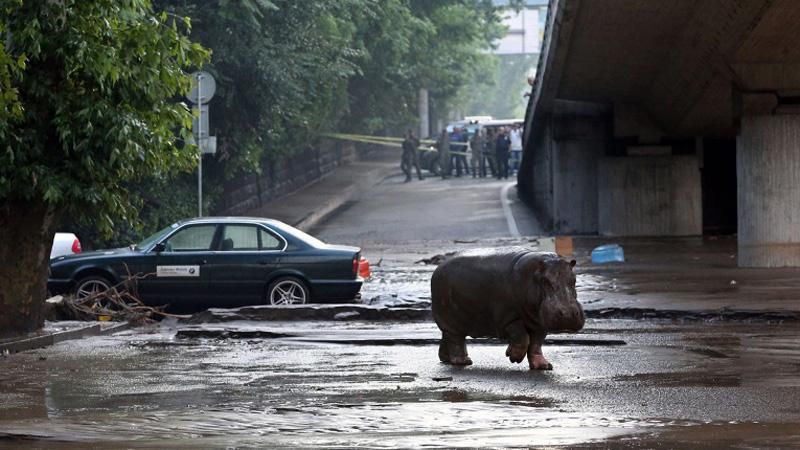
[431,247,585,370]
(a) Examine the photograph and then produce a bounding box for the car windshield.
[135,223,178,250]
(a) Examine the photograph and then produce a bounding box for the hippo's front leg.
[439,332,473,365]
[527,330,552,370]
[503,320,530,364]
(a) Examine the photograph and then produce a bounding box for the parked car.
[48,217,363,310]
[51,232,82,259]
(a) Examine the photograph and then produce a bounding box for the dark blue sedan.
[48,217,363,310]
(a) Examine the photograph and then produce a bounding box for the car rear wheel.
[267,277,309,305]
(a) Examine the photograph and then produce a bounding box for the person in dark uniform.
[401,129,424,182]
[484,128,496,178]
[495,127,511,179]
[449,127,468,177]
[437,128,451,179]
[470,129,484,178]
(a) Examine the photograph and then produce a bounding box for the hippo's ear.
[569,260,576,270]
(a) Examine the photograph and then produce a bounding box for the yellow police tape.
[322,133,469,156]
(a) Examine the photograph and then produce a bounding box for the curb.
[293,164,400,232]
[0,321,133,355]
[584,307,800,322]
[293,184,358,232]
[0,324,101,354]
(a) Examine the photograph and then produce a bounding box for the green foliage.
[0,0,208,237]
[155,0,508,168]
[460,54,538,119]
[2,0,514,248]
[346,0,507,134]
[0,1,23,131]
[155,0,360,176]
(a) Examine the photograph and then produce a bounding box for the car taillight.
[352,254,359,275]
[358,257,371,279]
[72,238,82,254]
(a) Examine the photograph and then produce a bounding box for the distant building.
[492,0,548,56]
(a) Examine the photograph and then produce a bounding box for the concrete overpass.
[520,0,800,267]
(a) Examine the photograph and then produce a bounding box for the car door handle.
[258,261,271,265]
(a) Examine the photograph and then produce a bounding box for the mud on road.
[2,319,800,448]
[4,237,800,448]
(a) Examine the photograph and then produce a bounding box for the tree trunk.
[0,199,61,338]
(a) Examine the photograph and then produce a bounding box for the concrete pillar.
[418,88,429,138]
[737,115,800,267]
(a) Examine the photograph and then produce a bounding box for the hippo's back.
[431,247,545,336]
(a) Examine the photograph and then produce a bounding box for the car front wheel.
[267,277,309,305]
[75,276,113,300]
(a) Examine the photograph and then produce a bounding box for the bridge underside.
[521,0,800,267]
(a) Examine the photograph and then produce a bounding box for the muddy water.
[360,255,610,309]
[2,321,800,448]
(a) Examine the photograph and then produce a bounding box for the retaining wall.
[214,140,358,216]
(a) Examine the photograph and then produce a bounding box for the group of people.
[400,125,523,183]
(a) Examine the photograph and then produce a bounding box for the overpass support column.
[738,115,800,267]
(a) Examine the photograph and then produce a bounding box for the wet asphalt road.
[2,320,800,448]
[313,172,543,244]
[4,171,800,447]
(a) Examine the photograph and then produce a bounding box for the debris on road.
[591,244,625,264]
[53,271,188,324]
[415,252,456,265]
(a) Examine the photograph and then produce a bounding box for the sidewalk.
[573,236,800,319]
[247,148,399,231]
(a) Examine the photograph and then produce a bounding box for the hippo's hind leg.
[503,320,530,364]
[439,332,472,366]
[527,330,553,370]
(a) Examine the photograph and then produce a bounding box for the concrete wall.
[549,101,606,234]
[214,140,358,215]
[528,118,555,229]
[738,115,800,267]
[553,140,599,233]
[520,101,608,234]
[598,155,702,236]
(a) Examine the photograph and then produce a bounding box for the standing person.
[457,129,470,177]
[450,127,463,177]
[470,128,484,178]
[401,130,413,182]
[484,128,496,178]
[495,127,511,180]
[509,124,523,175]
[408,129,423,181]
[437,128,451,179]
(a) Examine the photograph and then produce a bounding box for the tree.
[0,0,208,336]
[345,0,508,134]
[155,0,360,176]
[48,1,516,254]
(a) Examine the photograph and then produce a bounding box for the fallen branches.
[61,267,189,324]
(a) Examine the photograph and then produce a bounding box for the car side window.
[221,225,260,251]
[164,225,216,252]
[259,228,283,251]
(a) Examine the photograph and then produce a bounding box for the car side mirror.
[153,242,166,253]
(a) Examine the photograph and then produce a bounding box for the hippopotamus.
[431,247,584,370]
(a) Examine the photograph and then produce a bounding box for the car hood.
[50,247,138,264]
